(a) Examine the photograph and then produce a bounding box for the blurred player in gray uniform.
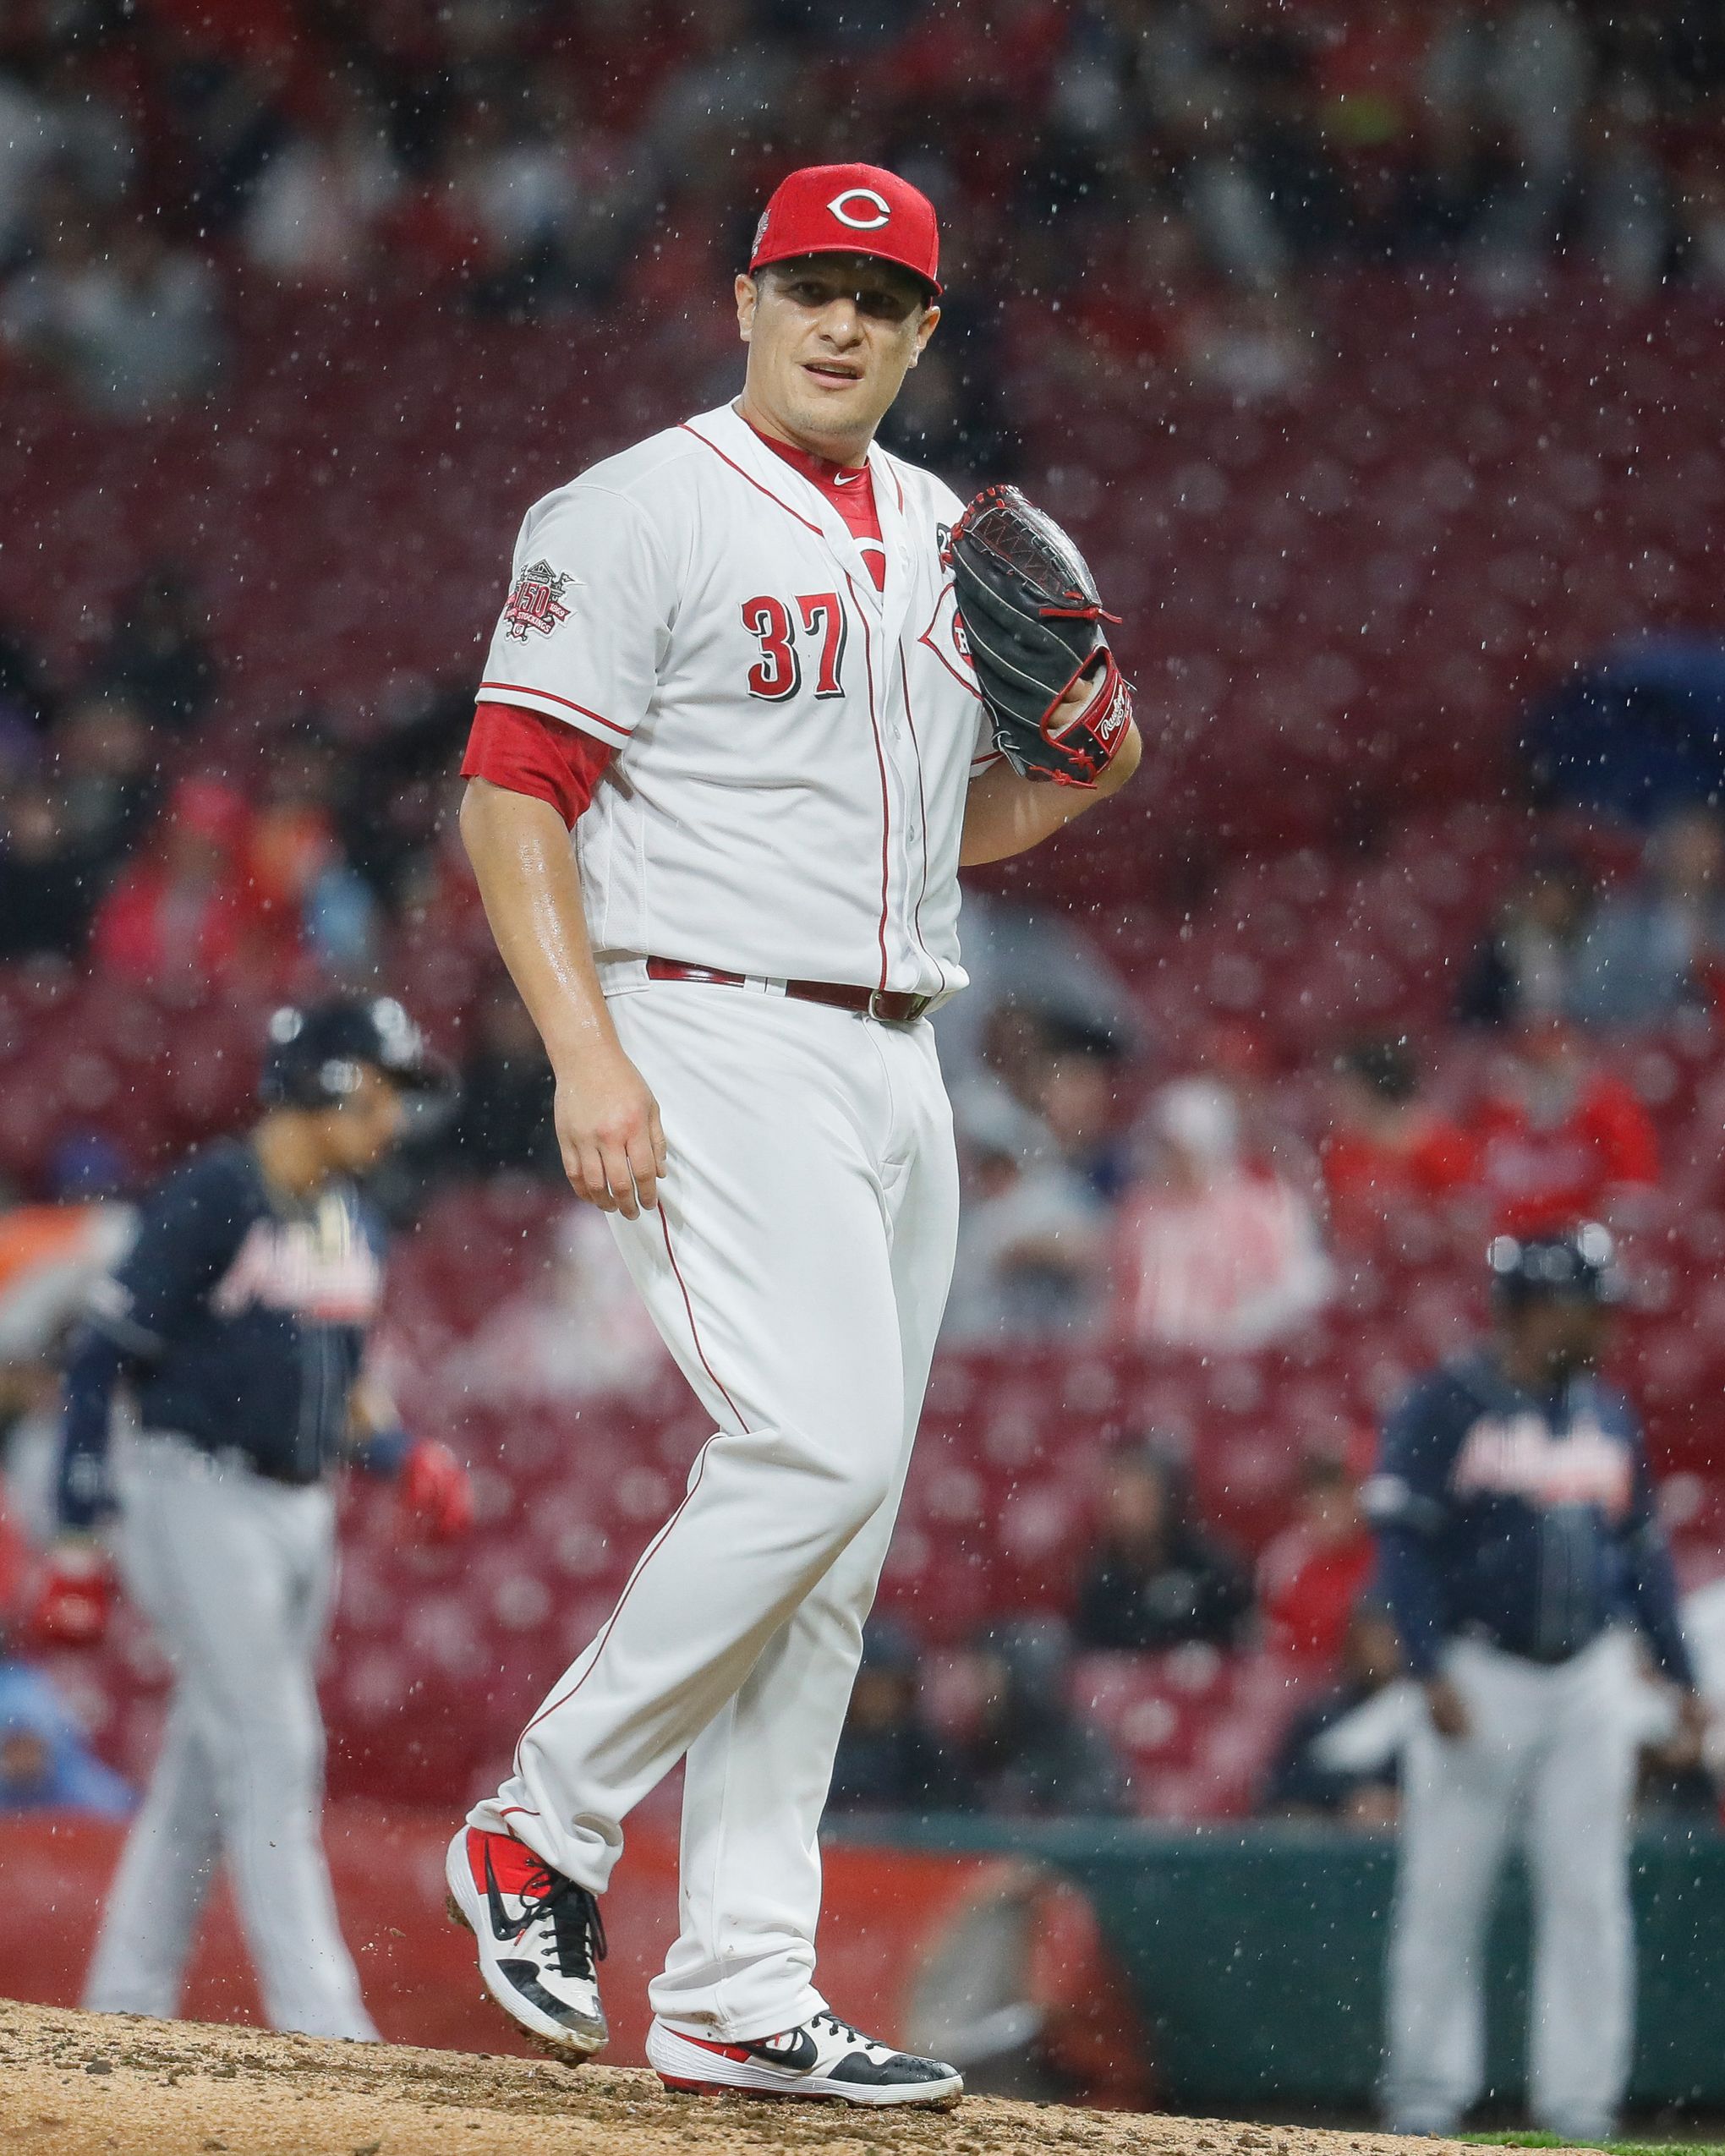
[32,998,472,2038]
[1367,1224,1707,2142]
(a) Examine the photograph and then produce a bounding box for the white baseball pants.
[83,1436,376,2041]
[1383,1630,1639,2142]
[470,982,959,2040]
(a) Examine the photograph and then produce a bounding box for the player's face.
[736,255,939,460]
[320,1064,407,1175]
[1512,1295,1611,1378]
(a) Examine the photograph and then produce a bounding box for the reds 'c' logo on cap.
[826,188,892,230]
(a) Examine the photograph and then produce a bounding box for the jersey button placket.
[882,671,923,982]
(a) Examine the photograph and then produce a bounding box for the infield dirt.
[0,1997,1572,2156]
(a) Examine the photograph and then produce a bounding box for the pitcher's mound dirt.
[0,1998,1562,2156]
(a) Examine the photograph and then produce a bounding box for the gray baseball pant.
[1383,1629,1638,2142]
[82,1433,376,2040]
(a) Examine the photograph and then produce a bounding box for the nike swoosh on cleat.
[685,2028,819,2071]
[483,1845,537,1941]
[748,2029,819,2070]
[497,1960,604,2033]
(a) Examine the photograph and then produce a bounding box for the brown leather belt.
[644,957,934,1025]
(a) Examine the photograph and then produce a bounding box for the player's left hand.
[399,1438,475,1543]
[1051,669,1101,729]
[1659,1688,1711,1772]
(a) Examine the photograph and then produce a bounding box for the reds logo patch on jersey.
[504,559,574,642]
[1449,1409,1634,1519]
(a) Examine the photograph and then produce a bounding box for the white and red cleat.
[444,1826,608,2061]
[648,2009,963,2108]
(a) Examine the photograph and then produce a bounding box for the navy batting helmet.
[1487,1222,1623,1311]
[259,996,445,1110]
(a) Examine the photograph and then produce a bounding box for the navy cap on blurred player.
[260,994,446,1109]
[1487,1221,1623,1311]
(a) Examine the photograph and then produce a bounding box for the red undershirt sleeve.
[461,701,614,828]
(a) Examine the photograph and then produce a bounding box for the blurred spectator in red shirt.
[1072,1442,1252,1652]
[1113,1078,1333,1354]
[1321,1037,1480,1243]
[377,133,489,286]
[1469,1016,1659,1235]
[1257,1453,1375,1667]
[90,775,266,985]
[248,725,379,979]
[1456,849,1592,1026]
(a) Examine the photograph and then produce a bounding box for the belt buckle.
[868,989,932,1025]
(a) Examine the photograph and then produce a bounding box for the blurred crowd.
[2,0,1725,419]
[0,567,472,993]
[822,1441,1381,1821]
[942,798,1721,1357]
[825,1428,1722,1830]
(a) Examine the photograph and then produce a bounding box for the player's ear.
[736,273,758,343]
[911,301,940,363]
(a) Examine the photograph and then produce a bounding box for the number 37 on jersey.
[740,592,848,702]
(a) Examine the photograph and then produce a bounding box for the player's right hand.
[399,1437,475,1544]
[27,1540,116,1650]
[554,1045,668,1219]
[1423,1675,1470,1741]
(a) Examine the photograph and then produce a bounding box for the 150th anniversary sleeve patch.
[503,560,576,641]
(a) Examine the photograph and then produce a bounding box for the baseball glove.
[944,484,1134,788]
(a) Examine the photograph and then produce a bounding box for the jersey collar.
[693,402,912,639]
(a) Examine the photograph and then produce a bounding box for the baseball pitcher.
[449,161,1142,2106]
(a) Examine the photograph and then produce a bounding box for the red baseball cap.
[749,162,941,297]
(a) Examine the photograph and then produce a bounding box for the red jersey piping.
[510,1209,747,1765]
[678,424,825,537]
[478,681,632,739]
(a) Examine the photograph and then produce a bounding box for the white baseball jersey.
[476,401,996,1000]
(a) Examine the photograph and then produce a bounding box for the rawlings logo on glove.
[942,484,1135,788]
